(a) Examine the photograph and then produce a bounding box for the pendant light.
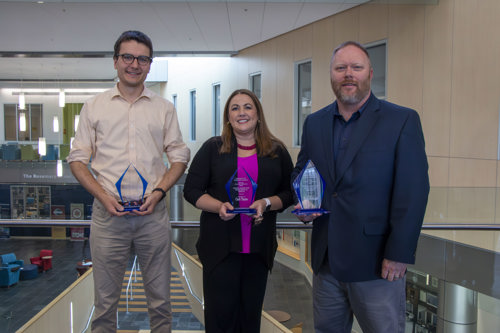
[74,115,80,131]
[38,137,46,156]
[57,160,63,177]
[53,115,60,133]
[59,90,66,108]
[19,112,27,131]
[18,92,26,110]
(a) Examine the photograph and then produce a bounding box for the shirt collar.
[110,84,152,102]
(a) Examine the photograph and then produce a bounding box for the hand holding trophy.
[292,160,330,216]
[115,164,148,211]
[225,167,257,214]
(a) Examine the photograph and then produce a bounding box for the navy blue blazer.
[293,93,429,282]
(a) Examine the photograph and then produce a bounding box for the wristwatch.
[263,197,271,212]
[152,187,167,201]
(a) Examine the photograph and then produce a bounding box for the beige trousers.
[90,199,172,333]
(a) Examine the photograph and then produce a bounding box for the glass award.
[115,164,148,211]
[225,167,257,214]
[292,160,330,215]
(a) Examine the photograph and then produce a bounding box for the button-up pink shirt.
[67,85,190,201]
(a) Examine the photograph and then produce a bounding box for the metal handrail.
[1,218,500,230]
[125,255,139,313]
[81,306,94,333]
[173,247,204,306]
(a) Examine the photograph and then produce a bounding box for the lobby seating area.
[0,143,63,162]
[30,249,53,273]
[0,236,314,332]
[0,253,23,288]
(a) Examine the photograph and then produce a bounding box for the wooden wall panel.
[497,162,500,187]
[275,34,294,147]
[449,0,500,159]
[447,187,496,223]
[233,52,251,88]
[422,0,453,157]
[428,156,450,187]
[359,3,388,44]
[496,186,500,224]
[164,0,500,243]
[311,17,335,111]
[292,25,313,62]
[245,43,263,77]
[424,187,448,223]
[332,6,360,47]
[449,158,497,187]
[387,5,425,112]
[260,40,279,137]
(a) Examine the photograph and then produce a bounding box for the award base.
[291,208,330,216]
[120,201,143,212]
[227,208,257,214]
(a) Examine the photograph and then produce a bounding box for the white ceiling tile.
[261,3,302,41]
[0,1,369,85]
[189,2,234,51]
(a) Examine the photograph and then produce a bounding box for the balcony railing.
[1,180,500,332]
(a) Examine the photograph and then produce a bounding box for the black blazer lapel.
[334,95,381,187]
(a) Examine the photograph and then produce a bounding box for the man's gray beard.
[336,92,364,105]
[335,90,365,105]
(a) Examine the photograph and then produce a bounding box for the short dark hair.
[113,30,153,59]
[331,40,371,68]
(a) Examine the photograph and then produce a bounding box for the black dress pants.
[202,253,269,333]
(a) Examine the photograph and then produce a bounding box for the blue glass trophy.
[225,167,257,214]
[292,160,330,215]
[115,164,148,211]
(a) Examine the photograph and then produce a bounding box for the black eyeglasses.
[116,53,152,66]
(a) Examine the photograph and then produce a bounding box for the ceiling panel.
[227,2,266,51]
[261,3,302,41]
[189,2,234,51]
[0,0,371,86]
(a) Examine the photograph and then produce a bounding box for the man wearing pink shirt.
[68,30,190,333]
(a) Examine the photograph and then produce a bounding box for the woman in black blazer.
[184,89,294,332]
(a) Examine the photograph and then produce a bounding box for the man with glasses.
[68,30,190,332]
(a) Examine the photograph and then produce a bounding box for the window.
[172,94,177,109]
[294,60,312,146]
[249,73,262,99]
[4,104,43,141]
[212,84,221,136]
[190,90,196,141]
[366,41,387,99]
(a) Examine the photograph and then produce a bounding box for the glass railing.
[1,178,500,332]
[2,223,500,333]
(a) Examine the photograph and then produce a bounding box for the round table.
[267,310,291,323]
[76,261,92,276]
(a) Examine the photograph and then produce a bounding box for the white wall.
[162,56,235,157]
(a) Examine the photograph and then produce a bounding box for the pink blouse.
[237,154,258,253]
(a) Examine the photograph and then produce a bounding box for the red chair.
[30,249,53,272]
